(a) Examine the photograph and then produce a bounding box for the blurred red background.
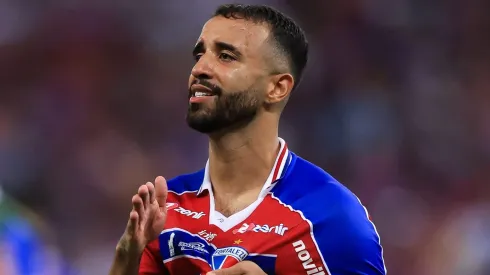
[0,0,489,274]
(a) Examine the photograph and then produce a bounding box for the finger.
[154,176,168,210]
[146,182,155,204]
[132,194,145,224]
[138,184,150,210]
[127,210,139,234]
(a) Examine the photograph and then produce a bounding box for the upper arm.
[139,239,167,275]
[275,194,386,275]
[317,206,387,275]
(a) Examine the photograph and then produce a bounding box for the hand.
[116,176,168,257]
[206,261,267,275]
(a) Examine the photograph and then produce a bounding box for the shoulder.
[166,169,205,195]
[272,155,386,274]
[272,154,365,217]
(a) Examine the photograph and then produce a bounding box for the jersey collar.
[197,137,292,197]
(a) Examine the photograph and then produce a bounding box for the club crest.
[211,246,249,270]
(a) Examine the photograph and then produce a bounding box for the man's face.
[186,16,271,134]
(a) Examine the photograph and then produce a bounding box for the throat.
[210,162,270,217]
[207,132,283,217]
[216,204,244,218]
[213,186,264,217]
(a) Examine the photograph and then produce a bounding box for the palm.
[122,176,168,254]
[144,200,167,242]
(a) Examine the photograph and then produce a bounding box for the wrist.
[115,241,143,263]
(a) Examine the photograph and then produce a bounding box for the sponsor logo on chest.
[178,241,209,254]
[166,202,205,219]
[233,223,288,236]
[198,230,218,242]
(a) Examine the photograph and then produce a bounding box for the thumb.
[154,176,168,211]
[207,265,244,275]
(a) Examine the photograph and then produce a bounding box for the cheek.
[220,68,253,90]
[221,67,240,79]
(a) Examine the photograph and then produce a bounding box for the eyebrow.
[192,41,205,57]
[192,40,243,59]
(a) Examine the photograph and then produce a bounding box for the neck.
[208,114,280,197]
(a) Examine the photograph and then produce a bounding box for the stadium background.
[0,0,489,274]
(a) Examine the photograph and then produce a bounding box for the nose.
[191,54,214,80]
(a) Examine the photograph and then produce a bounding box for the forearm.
[108,247,142,275]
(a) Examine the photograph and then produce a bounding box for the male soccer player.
[109,4,386,275]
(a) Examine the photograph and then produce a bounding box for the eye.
[194,53,203,62]
[219,52,235,62]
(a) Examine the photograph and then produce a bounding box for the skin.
[109,15,294,275]
[187,16,294,216]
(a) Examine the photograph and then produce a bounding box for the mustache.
[189,79,222,96]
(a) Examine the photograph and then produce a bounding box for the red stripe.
[271,144,288,182]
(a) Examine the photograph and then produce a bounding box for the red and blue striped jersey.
[139,139,386,275]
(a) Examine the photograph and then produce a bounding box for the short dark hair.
[214,4,308,90]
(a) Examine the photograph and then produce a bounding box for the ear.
[265,73,294,105]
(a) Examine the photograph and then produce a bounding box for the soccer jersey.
[139,139,386,275]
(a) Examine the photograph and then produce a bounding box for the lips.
[189,83,218,98]
[190,84,214,96]
[193,91,214,97]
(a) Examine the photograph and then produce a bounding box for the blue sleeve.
[271,157,386,275]
[310,186,386,275]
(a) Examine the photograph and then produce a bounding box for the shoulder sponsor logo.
[292,240,325,275]
[233,223,288,236]
[166,202,205,219]
[211,246,248,270]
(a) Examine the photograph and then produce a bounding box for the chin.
[186,120,219,134]
[186,100,259,134]
[186,114,256,135]
[186,112,218,133]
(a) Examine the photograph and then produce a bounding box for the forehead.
[198,16,271,55]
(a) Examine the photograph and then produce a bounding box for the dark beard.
[186,90,260,134]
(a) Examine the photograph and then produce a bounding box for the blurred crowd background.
[0,0,489,274]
